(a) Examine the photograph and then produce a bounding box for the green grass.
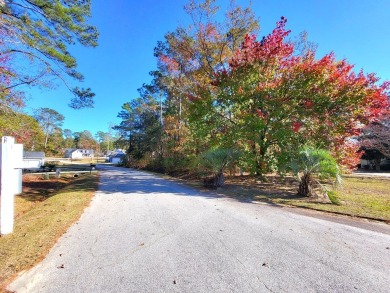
[326,190,341,205]
[0,173,99,290]
[284,177,390,221]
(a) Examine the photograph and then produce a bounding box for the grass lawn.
[46,157,107,165]
[175,173,390,222]
[0,173,99,290]
[284,177,390,221]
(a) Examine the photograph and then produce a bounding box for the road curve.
[9,166,390,293]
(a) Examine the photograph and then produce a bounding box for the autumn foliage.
[119,2,389,177]
[190,17,389,173]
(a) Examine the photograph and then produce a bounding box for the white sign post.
[13,144,23,195]
[0,136,44,235]
[0,136,23,235]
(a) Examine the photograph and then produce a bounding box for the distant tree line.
[0,105,117,156]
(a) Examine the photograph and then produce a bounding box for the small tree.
[291,147,341,197]
[34,107,64,151]
[198,148,240,187]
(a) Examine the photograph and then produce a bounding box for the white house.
[107,149,126,164]
[64,149,94,159]
[23,151,45,169]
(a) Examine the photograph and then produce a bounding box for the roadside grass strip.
[0,173,99,290]
[283,177,390,221]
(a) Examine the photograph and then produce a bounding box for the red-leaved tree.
[189,17,389,174]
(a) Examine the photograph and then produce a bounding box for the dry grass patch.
[0,173,99,290]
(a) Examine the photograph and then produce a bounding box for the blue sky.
[23,0,390,137]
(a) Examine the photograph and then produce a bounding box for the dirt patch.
[14,175,78,219]
[223,175,330,204]
[177,173,330,203]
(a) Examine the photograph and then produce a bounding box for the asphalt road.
[9,166,390,293]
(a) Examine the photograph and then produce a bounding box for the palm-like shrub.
[198,148,241,187]
[291,147,341,197]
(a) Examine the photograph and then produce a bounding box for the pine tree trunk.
[44,132,49,150]
[298,172,313,197]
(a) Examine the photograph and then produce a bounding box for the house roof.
[65,148,94,154]
[24,151,45,159]
[108,150,125,157]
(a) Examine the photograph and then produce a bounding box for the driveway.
[9,166,390,292]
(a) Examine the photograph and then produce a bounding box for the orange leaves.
[201,23,219,40]
[158,55,180,73]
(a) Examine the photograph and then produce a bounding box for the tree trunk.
[44,132,49,150]
[374,158,381,171]
[298,172,314,197]
[256,142,268,180]
[215,171,225,187]
[204,171,225,188]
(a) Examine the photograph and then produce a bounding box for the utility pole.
[160,92,163,126]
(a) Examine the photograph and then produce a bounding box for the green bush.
[197,148,241,187]
[162,155,191,174]
[291,146,341,198]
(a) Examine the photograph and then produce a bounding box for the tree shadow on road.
[96,168,301,208]
[97,169,215,197]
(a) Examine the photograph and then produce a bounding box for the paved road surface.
[9,166,390,292]
[350,172,390,178]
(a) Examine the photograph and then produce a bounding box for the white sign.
[0,136,23,235]
[18,159,43,169]
[13,144,23,195]
[0,137,47,235]
[1,137,15,234]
